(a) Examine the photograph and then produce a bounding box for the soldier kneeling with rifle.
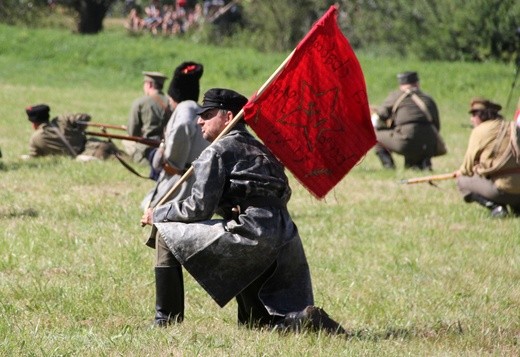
[455,98,520,218]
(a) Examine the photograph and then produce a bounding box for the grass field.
[1,20,520,356]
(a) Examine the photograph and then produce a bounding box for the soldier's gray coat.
[153,123,314,314]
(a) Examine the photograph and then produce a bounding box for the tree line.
[1,0,519,63]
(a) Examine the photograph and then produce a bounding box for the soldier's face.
[469,110,483,127]
[197,109,232,142]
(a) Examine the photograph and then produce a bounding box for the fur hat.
[26,104,50,123]
[197,88,248,117]
[167,62,204,103]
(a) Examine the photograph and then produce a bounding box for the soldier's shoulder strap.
[410,92,434,123]
[391,89,412,116]
[49,122,78,157]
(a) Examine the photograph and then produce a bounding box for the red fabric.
[243,6,376,199]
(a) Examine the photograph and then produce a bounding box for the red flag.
[243,6,376,199]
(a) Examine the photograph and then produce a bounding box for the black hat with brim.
[197,88,248,117]
[397,71,419,84]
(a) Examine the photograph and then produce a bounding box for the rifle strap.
[49,124,78,157]
[391,89,411,117]
[113,151,153,180]
[410,92,434,123]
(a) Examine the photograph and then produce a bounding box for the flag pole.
[149,48,297,210]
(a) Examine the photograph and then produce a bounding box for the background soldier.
[141,62,209,324]
[141,88,346,334]
[371,71,445,170]
[124,71,171,172]
[142,61,208,211]
[25,104,89,158]
[455,98,520,218]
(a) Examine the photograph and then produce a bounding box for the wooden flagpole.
[149,48,297,210]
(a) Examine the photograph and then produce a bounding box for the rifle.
[77,121,127,131]
[85,131,161,148]
[399,172,456,185]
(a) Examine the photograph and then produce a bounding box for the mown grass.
[1,21,520,356]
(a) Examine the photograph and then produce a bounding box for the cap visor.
[196,105,216,116]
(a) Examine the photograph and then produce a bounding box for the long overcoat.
[153,124,314,315]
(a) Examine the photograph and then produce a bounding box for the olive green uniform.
[125,93,170,164]
[375,88,441,167]
[29,115,88,157]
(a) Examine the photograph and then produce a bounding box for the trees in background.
[0,0,116,34]
[337,0,519,62]
[1,0,518,62]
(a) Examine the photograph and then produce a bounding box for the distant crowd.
[125,0,230,35]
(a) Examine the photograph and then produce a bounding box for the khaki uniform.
[457,119,520,208]
[125,93,170,164]
[29,115,87,157]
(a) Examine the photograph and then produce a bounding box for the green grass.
[1,22,520,356]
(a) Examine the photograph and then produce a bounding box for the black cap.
[197,88,248,116]
[167,62,204,103]
[397,71,419,84]
[26,104,50,123]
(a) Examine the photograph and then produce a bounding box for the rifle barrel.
[400,172,456,185]
[78,121,127,131]
[85,131,161,148]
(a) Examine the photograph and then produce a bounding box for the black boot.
[376,149,395,169]
[275,305,349,336]
[466,193,508,218]
[154,266,184,327]
[420,157,433,171]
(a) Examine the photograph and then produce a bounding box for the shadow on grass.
[347,320,464,341]
[0,208,39,219]
[0,158,62,172]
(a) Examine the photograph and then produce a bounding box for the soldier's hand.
[140,208,154,227]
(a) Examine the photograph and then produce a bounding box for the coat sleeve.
[459,128,484,175]
[163,103,198,171]
[153,146,226,223]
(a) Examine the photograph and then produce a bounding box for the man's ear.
[224,110,234,125]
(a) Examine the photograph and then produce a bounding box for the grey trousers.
[457,175,520,207]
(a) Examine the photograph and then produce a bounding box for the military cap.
[397,71,419,85]
[197,88,248,117]
[468,97,502,114]
[26,104,50,123]
[168,62,204,103]
[142,71,168,85]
